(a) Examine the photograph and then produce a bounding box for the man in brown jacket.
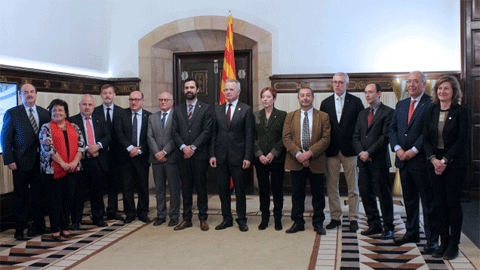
[283,87,331,235]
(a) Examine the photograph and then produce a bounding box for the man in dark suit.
[147,92,181,228]
[209,79,254,232]
[282,87,331,235]
[172,78,213,231]
[1,84,50,239]
[115,90,152,224]
[320,72,364,232]
[93,84,124,221]
[353,83,394,239]
[389,70,438,253]
[69,95,111,229]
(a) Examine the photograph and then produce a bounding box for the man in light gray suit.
[147,92,181,227]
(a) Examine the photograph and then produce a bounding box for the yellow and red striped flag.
[219,12,236,105]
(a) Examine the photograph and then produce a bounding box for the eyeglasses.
[158,99,172,102]
[129,98,143,102]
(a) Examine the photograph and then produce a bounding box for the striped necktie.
[302,111,310,151]
[188,104,193,121]
[29,108,39,135]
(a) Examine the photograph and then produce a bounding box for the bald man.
[115,91,152,224]
[69,95,111,229]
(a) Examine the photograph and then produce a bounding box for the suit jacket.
[320,92,364,157]
[253,107,287,164]
[389,94,433,169]
[353,103,394,168]
[172,101,213,161]
[114,108,151,166]
[147,110,178,164]
[423,103,470,169]
[283,108,331,174]
[1,104,50,171]
[93,104,124,164]
[210,101,254,166]
[68,113,111,172]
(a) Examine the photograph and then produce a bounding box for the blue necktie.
[161,112,167,129]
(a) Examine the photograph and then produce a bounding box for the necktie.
[161,112,167,129]
[85,117,95,145]
[408,99,416,124]
[226,103,232,127]
[336,96,343,123]
[302,111,310,151]
[106,108,112,125]
[367,108,374,127]
[29,108,39,135]
[132,113,138,146]
[188,104,193,121]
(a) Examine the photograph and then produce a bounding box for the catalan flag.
[219,12,236,105]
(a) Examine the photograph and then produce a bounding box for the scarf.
[50,120,79,179]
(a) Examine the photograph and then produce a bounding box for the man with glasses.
[389,71,437,253]
[147,92,181,228]
[115,91,152,224]
[320,72,364,232]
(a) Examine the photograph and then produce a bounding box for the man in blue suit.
[389,71,438,253]
[1,84,50,239]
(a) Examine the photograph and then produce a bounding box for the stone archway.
[138,16,272,113]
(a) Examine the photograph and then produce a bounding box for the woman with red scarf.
[40,99,85,240]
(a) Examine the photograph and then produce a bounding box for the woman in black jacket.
[253,87,287,231]
[424,76,470,260]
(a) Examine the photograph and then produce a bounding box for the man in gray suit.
[147,92,181,227]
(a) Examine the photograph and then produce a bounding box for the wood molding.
[270,71,461,94]
[0,65,140,95]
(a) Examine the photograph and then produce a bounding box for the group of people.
[1,70,469,261]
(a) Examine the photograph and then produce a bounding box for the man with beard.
[147,92,181,227]
[172,78,213,231]
[1,84,50,239]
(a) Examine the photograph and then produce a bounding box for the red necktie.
[226,103,232,127]
[188,104,193,121]
[367,108,374,127]
[86,117,95,145]
[408,99,416,124]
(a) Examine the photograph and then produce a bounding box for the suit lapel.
[230,103,242,128]
[19,106,36,135]
[367,104,383,131]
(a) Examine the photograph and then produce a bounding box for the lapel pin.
[238,108,241,111]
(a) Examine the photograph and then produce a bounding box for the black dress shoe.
[93,221,108,227]
[215,220,233,230]
[168,219,179,227]
[258,220,268,230]
[424,241,439,254]
[394,235,420,245]
[285,223,305,234]
[361,226,383,236]
[275,220,282,231]
[238,221,248,232]
[27,225,37,237]
[14,229,24,240]
[443,243,459,260]
[124,216,135,224]
[106,213,123,220]
[71,223,80,231]
[153,217,166,226]
[432,242,448,258]
[314,225,326,235]
[380,230,394,239]
[138,216,151,223]
[349,220,359,232]
[326,219,341,229]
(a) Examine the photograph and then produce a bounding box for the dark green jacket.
[253,107,287,164]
